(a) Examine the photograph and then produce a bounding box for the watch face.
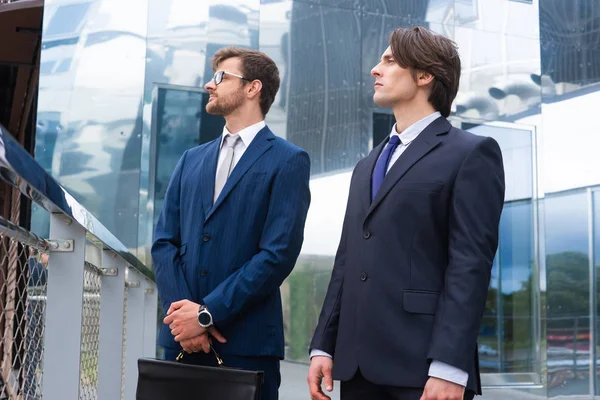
[198,311,212,326]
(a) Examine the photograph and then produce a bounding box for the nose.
[371,63,382,77]
[204,79,216,91]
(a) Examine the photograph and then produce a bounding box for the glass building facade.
[30,0,600,398]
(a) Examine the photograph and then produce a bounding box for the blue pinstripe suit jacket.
[151,126,311,358]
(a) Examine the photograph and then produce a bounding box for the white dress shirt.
[383,111,441,172]
[215,120,265,183]
[310,111,469,388]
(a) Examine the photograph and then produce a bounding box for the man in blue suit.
[308,27,505,400]
[152,46,311,400]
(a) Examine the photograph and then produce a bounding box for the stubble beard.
[206,89,245,116]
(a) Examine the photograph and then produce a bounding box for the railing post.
[97,250,127,400]
[42,214,86,400]
[123,268,145,399]
[143,279,158,358]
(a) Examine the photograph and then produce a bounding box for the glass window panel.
[258,0,293,140]
[466,124,533,201]
[545,191,590,397]
[454,27,541,121]
[152,88,224,227]
[455,0,479,24]
[480,201,535,373]
[362,0,454,24]
[465,124,537,374]
[45,3,90,37]
[286,2,362,175]
[35,0,149,251]
[480,252,502,371]
[39,61,56,75]
[455,0,539,39]
[54,58,72,74]
[499,200,535,372]
[541,0,600,99]
[289,0,358,10]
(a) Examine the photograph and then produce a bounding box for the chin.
[205,103,220,116]
[373,94,392,108]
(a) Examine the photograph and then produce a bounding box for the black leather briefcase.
[137,348,264,399]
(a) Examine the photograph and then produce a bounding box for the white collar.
[221,120,266,148]
[390,111,442,144]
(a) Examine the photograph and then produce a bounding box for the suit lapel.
[366,117,452,219]
[199,138,221,218]
[205,126,275,222]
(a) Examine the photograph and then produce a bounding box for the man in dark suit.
[152,46,311,400]
[308,27,505,400]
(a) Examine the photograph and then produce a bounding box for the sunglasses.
[211,70,252,85]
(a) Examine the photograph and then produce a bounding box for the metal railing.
[0,124,157,399]
[0,222,48,400]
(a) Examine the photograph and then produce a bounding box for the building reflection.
[30,0,600,398]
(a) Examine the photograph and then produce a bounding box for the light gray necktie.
[214,134,241,203]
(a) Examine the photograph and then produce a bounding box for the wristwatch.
[197,305,213,328]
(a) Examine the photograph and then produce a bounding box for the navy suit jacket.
[310,117,505,394]
[152,126,311,358]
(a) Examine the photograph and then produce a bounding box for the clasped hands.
[163,299,227,354]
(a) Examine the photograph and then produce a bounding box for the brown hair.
[212,47,280,117]
[389,26,461,117]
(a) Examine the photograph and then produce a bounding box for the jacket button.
[363,230,371,239]
[360,272,367,282]
[202,234,210,242]
[200,270,207,276]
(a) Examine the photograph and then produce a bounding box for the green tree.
[546,251,590,319]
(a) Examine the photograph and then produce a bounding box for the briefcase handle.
[176,345,224,367]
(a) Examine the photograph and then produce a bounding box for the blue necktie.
[371,135,401,201]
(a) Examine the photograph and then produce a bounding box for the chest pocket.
[236,172,268,195]
[245,172,267,183]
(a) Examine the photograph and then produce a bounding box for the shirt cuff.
[310,349,333,359]
[428,360,468,387]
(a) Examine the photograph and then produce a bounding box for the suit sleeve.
[308,214,348,357]
[308,161,361,357]
[426,137,505,371]
[151,150,194,314]
[202,150,311,326]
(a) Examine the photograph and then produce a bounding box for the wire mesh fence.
[0,234,48,400]
[78,264,102,400]
[0,225,121,400]
[0,218,156,400]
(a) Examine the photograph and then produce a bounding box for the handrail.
[0,214,50,250]
[0,123,155,281]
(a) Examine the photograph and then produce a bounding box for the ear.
[416,70,435,87]
[246,79,263,99]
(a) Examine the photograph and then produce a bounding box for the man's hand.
[180,327,228,353]
[420,377,465,400]
[163,299,204,342]
[307,356,334,400]
[181,332,210,354]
